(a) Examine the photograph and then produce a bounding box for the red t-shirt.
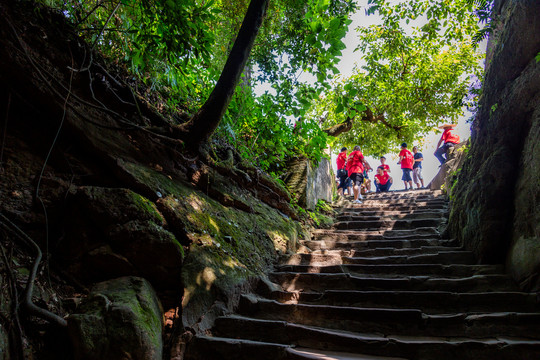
[441,129,460,144]
[347,150,364,176]
[336,151,347,170]
[379,164,390,172]
[375,172,390,185]
[399,149,414,169]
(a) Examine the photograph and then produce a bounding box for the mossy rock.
[67,276,163,360]
[69,186,165,228]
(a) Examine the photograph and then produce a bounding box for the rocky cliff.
[0,2,305,359]
[448,0,540,291]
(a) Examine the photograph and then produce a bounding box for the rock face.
[0,2,306,358]
[67,276,163,360]
[60,186,184,295]
[448,0,540,290]
[284,157,333,210]
[428,141,469,192]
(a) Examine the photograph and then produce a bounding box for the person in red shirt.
[434,124,460,165]
[374,167,393,192]
[398,142,414,190]
[336,147,352,197]
[379,156,390,173]
[347,145,371,204]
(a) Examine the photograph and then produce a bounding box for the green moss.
[129,192,164,224]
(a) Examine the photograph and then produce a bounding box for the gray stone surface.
[67,276,163,360]
[448,0,540,286]
[284,157,333,210]
[184,191,540,360]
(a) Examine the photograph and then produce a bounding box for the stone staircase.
[184,190,540,360]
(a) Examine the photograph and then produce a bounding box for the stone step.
[359,197,447,204]
[274,264,505,277]
[336,210,446,221]
[366,189,443,198]
[305,247,465,258]
[283,251,476,266]
[301,238,455,250]
[343,251,476,265]
[185,335,410,360]
[238,296,540,339]
[270,272,518,292]
[269,290,540,314]
[312,228,443,241]
[334,218,443,230]
[365,194,444,202]
[210,315,540,360]
[342,201,448,212]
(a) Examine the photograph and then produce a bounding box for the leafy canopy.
[44,0,357,175]
[42,0,488,174]
[314,0,485,156]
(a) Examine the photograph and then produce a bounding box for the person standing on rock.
[336,147,352,198]
[398,143,414,190]
[347,145,371,204]
[374,167,393,192]
[434,124,460,165]
[412,146,425,189]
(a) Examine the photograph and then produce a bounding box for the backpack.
[337,168,348,177]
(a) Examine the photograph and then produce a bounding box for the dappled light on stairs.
[184,190,540,359]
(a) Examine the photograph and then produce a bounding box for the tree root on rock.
[0,213,67,328]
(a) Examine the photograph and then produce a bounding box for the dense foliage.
[313,0,486,156]
[41,0,490,175]
[43,0,356,175]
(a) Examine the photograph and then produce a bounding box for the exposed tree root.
[0,213,67,328]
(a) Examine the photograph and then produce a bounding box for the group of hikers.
[336,124,460,203]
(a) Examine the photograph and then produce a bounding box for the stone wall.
[284,157,333,210]
[448,0,540,290]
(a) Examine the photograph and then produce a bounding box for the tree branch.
[323,107,403,137]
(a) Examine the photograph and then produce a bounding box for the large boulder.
[67,276,163,360]
[428,141,469,192]
[60,186,184,294]
[284,157,333,210]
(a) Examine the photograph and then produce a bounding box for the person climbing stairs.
[185,190,540,360]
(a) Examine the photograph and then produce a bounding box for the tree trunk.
[177,0,270,148]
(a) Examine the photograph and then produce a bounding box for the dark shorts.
[401,168,412,182]
[338,176,351,190]
[350,172,364,186]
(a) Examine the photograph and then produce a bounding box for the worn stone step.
[269,290,540,314]
[301,238,455,250]
[366,189,443,198]
[307,247,465,258]
[211,315,540,360]
[274,264,505,277]
[359,197,447,204]
[283,251,475,266]
[343,200,448,212]
[335,218,443,230]
[185,335,408,360]
[270,272,518,292]
[312,227,443,241]
[343,251,476,265]
[238,296,540,339]
[340,208,443,214]
[336,210,446,222]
